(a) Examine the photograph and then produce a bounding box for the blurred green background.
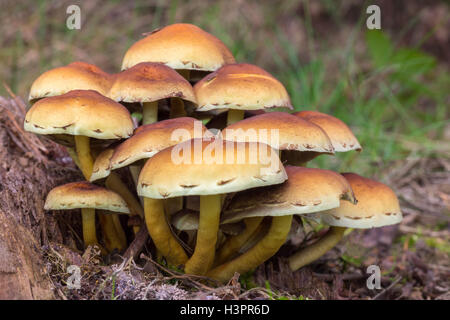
[1,0,448,179]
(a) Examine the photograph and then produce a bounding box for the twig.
[372,276,402,300]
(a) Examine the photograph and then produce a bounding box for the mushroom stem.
[207,215,292,283]
[288,226,346,271]
[169,98,187,118]
[81,208,99,248]
[227,109,245,125]
[214,216,263,266]
[184,194,222,275]
[105,172,144,218]
[144,197,188,266]
[111,213,127,249]
[74,135,94,180]
[142,101,158,125]
[99,212,125,252]
[66,147,81,169]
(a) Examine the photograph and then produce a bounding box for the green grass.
[1,0,448,179]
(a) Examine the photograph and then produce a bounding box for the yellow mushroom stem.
[74,135,94,180]
[169,98,187,118]
[214,216,264,266]
[66,147,81,168]
[144,197,188,266]
[81,208,99,248]
[288,226,346,271]
[105,172,144,219]
[184,194,222,275]
[207,215,293,283]
[142,101,158,125]
[226,109,245,125]
[99,213,126,252]
[111,213,127,249]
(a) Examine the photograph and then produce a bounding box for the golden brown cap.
[44,181,130,214]
[29,62,112,102]
[90,148,114,182]
[108,62,196,104]
[121,23,235,71]
[222,112,334,153]
[294,111,361,152]
[194,63,292,112]
[222,166,356,223]
[108,117,210,172]
[24,90,134,140]
[317,173,402,228]
[137,138,287,198]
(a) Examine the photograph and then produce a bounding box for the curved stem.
[226,109,244,125]
[99,212,125,252]
[184,194,221,275]
[288,226,346,271]
[207,215,292,283]
[74,135,94,180]
[105,172,144,218]
[214,216,263,266]
[144,197,188,266]
[169,98,187,118]
[111,213,127,249]
[142,101,158,125]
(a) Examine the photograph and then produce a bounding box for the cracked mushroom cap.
[294,111,362,152]
[121,23,235,71]
[316,173,402,228]
[221,166,356,224]
[103,118,211,176]
[137,138,287,199]
[222,112,334,154]
[44,181,130,214]
[108,62,196,104]
[194,63,292,112]
[29,62,112,102]
[24,90,134,143]
[90,148,114,182]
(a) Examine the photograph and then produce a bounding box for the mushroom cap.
[294,111,362,152]
[221,166,356,224]
[171,210,245,235]
[24,90,134,140]
[29,62,112,102]
[137,138,287,199]
[317,173,402,228]
[90,148,114,182]
[108,62,196,104]
[121,23,235,71]
[44,181,130,214]
[222,112,334,154]
[194,63,292,112]
[106,118,210,175]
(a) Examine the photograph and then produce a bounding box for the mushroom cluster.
[24,23,402,283]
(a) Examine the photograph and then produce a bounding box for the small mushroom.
[44,182,130,252]
[288,173,402,271]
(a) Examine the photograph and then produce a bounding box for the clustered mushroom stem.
[207,215,293,283]
[143,197,189,266]
[288,226,346,271]
[74,135,94,180]
[105,172,144,234]
[81,208,99,248]
[99,212,126,252]
[66,147,82,169]
[111,213,127,248]
[184,194,222,275]
[226,109,245,125]
[214,216,263,266]
[142,101,158,125]
[169,98,187,118]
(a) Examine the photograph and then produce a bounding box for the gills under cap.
[121,23,235,71]
[222,112,334,154]
[29,62,112,102]
[316,173,402,228]
[222,166,356,224]
[137,138,287,199]
[45,181,130,214]
[194,63,292,112]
